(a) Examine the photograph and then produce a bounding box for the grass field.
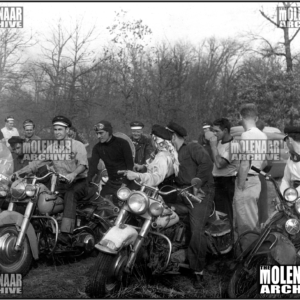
[0,179,281,299]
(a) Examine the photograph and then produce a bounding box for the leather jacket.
[131,134,154,165]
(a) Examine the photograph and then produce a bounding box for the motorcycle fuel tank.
[37,185,64,215]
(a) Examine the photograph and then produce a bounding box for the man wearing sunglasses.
[88,121,134,204]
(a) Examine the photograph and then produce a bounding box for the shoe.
[57,232,71,245]
[193,274,205,289]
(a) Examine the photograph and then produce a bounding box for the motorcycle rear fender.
[255,232,296,265]
[95,224,138,255]
[0,210,39,259]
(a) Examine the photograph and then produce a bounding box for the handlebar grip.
[251,166,261,174]
[185,192,202,203]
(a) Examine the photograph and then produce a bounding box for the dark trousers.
[171,184,215,272]
[258,174,269,225]
[57,178,88,233]
[213,176,235,226]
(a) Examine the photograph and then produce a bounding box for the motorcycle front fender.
[0,210,39,259]
[95,224,138,254]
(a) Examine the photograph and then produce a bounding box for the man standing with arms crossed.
[233,104,267,251]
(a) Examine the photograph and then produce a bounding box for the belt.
[247,174,258,177]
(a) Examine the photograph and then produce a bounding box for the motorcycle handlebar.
[22,172,70,183]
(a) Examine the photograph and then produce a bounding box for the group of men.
[4,102,300,290]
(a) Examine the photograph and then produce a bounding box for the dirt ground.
[0,180,280,299]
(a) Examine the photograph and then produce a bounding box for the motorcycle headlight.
[117,187,131,201]
[283,188,298,203]
[11,179,26,200]
[127,191,149,215]
[149,202,164,216]
[0,184,8,198]
[25,184,36,197]
[295,199,300,215]
[285,219,300,235]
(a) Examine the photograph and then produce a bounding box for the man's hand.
[126,170,140,181]
[133,164,144,172]
[65,172,77,183]
[237,181,245,191]
[193,186,206,200]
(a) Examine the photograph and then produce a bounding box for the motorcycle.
[0,169,119,276]
[228,166,300,298]
[0,142,14,210]
[85,174,233,298]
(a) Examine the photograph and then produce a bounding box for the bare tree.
[259,2,300,72]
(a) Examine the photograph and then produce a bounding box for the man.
[130,121,154,171]
[88,121,134,203]
[280,126,300,195]
[209,118,239,225]
[125,124,178,186]
[22,119,41,141]
[8,136,29,172]
[233,104,267,251]
[167,121,215,289]
[256,120,272,225]
[198,120,214,161]
[16,116,89,242]
[1,116,19,147]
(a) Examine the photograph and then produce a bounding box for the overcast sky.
[6,2,300,55]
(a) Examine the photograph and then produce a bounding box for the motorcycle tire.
[0,226,33,276]
[85,251,129,298]
[228,254,269,298]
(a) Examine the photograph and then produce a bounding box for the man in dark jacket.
[130,121,154,172]
[88,121,134,203]
[167,121,215,290]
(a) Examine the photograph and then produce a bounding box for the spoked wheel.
[0,226,33,276]
[228,254,269,298]
[85,251,130,298]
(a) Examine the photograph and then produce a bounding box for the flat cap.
[166,121,187,137]
[284,126,300,141]
[5,116,14,122]
[202,120,213,129]
[130,121,144,130]
[8,136,24,145]
[152,124,172,141]
[52,116,72,127]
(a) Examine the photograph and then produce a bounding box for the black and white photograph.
[0,1,300,298]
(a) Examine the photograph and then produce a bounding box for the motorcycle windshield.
[0,142,14,185]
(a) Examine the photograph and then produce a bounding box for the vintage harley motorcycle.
[85,174,233,298]
[0,142,14,210]
[0,169,119,277]
[228,166,300,298]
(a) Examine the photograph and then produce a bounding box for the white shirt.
[139,151,175,187]
[280,158,300,195]
[212,138,239,177]
[240,127,267,175]
[1,127,19,147]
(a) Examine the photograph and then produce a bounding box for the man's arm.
[280,161,291,194]
[209,136,229,169]
[87,145,100,182]
[122,140,134,171]
[189,143,213,187]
